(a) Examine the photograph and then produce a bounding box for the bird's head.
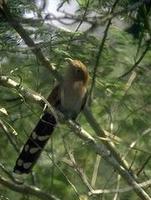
[65,58,89,85]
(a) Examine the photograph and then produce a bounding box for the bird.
[13,58,89,174]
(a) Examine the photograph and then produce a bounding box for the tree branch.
[119,41,150,78]
[0,175,60,200]
[89,0,119,103]
[0,1,60,80]
[89,179,151,195]
[0,1,150,199]
[0,75,150,200]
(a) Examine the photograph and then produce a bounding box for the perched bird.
[13,58,89,174]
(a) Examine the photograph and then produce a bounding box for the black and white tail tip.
[13,112,57,174]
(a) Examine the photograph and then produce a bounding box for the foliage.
[0,0,151,200]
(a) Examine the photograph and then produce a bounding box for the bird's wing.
[47,84,61,108]
[80,90,88,111]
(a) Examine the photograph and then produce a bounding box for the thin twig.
[66,0,90,49]
[46,153,81,200]
[0,119,19,153]
[83,107,129,171]
[0,163,18,183]
[89,0,120,103]
[137,155,151,176]
[91,155,101,188]
[62,139,93,192]
[113,175,121,200]
[119,41,150,78]
[89,179,151,195]
[0,2,60,80]
[75,0,90,32]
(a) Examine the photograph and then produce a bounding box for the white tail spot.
[14,169,22,174]
[17,159,23,166]
[32,132,37,140]
[38,135,50,141]
[24,144,29,152]
[29,147,40,154]
[23,162,32,169]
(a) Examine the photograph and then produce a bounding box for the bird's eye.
[76,68,81,73]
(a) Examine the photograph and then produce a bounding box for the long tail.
[13,112,57,174]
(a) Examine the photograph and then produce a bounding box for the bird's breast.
[60,81,86,119]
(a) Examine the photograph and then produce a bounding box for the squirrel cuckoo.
[13,58,89,174]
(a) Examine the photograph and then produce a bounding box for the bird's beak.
[65,58,74,65]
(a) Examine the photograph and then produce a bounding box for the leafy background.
[0,0,151,199]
